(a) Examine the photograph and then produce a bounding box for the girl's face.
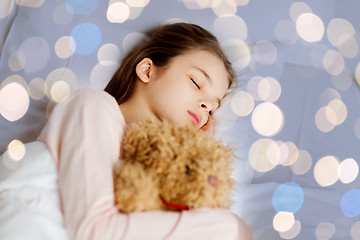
[144,50,229,129]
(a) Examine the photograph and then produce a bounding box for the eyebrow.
[192,66,212,83]
[191,66,222,109]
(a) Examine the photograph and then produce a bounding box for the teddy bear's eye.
[185,165,191,175]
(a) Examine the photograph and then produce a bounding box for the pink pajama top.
[37,87,252,240]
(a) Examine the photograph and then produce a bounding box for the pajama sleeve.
[37,87,252,240]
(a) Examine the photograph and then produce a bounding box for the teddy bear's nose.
[208,175,218,187]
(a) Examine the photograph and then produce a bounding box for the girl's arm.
[38,87,251,240]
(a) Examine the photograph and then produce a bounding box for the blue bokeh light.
[272,182,304,213]
[341,189,360,218]
[70,23,101,56]
[66,0,99,15]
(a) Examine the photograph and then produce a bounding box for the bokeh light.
[28,77,46,100]
[315,222,335,240]
[279,220,301,239]
[214,15,248,42]
[296,13,324,42]
[248,138,279,172]
[1,73,28,89]
[338,158,358,184]
[341,189,360,218]
[18,37,50,73]
[107,2,130,23]
[98,43,121,64]
[325,99,347,126]
[257,77,281,103]
[7,139,25,161]
[8,51,25,72]
[290,150,312,175]
[0,0,14,19]
[319,88,341,106]
[231,91,254,117]
[315,107,335,133]
[183,0,209,9]
[92,43,121,89]
[16,0,45,7]
[289,2,312,22]
[322,50,345,76]
[50,80,71,103]
[234,0,249,6]
[126,0,150,7]
[45,67,78,101]
[181,0,248,10]
[355,118,360,140]
[336,33,358,59]
[127,5,144,20]
[276,141,289,165]
[253,40,277,65]
[122,32,148,53]
[314,155,339,187]
[272,182,304,213]
[273,211,295,232]
[315,93,347,132]
[251,102,284,137]
[279,141,299,167]
[356,63,360,87]
[327,18,355,48]
[70,23,101,56]
[222,39,251,71]
[0,81,29,122]
[55,36,76,59]
[351,221,360,240]
[247,76,264,101]
[211,0,237,17]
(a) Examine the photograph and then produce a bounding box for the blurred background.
[1,0,360,239]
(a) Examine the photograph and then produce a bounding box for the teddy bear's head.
[120,117,235,210]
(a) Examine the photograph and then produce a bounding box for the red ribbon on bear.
[160,197,189,211]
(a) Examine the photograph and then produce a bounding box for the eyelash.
[191,78,200,89]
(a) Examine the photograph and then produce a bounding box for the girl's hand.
[200,115,215,137]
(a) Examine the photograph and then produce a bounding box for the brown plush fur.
[113,117,235,213]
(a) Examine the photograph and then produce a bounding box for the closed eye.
[191,78,200,89]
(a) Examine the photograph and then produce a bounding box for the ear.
[136,58,153,83]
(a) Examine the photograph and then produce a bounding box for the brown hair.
[104,22,236,104]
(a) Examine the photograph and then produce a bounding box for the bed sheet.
[0,141,67,240]
[1,1,360,239]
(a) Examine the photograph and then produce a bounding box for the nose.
[208,175,218,187]
[200,101,213,114]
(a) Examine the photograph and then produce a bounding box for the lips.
[188,110,202,125]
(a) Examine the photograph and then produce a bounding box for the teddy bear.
[113,117,235,213]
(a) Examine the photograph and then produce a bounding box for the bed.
[1,0,360,239]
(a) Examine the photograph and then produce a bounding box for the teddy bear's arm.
[114,162,163,213]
